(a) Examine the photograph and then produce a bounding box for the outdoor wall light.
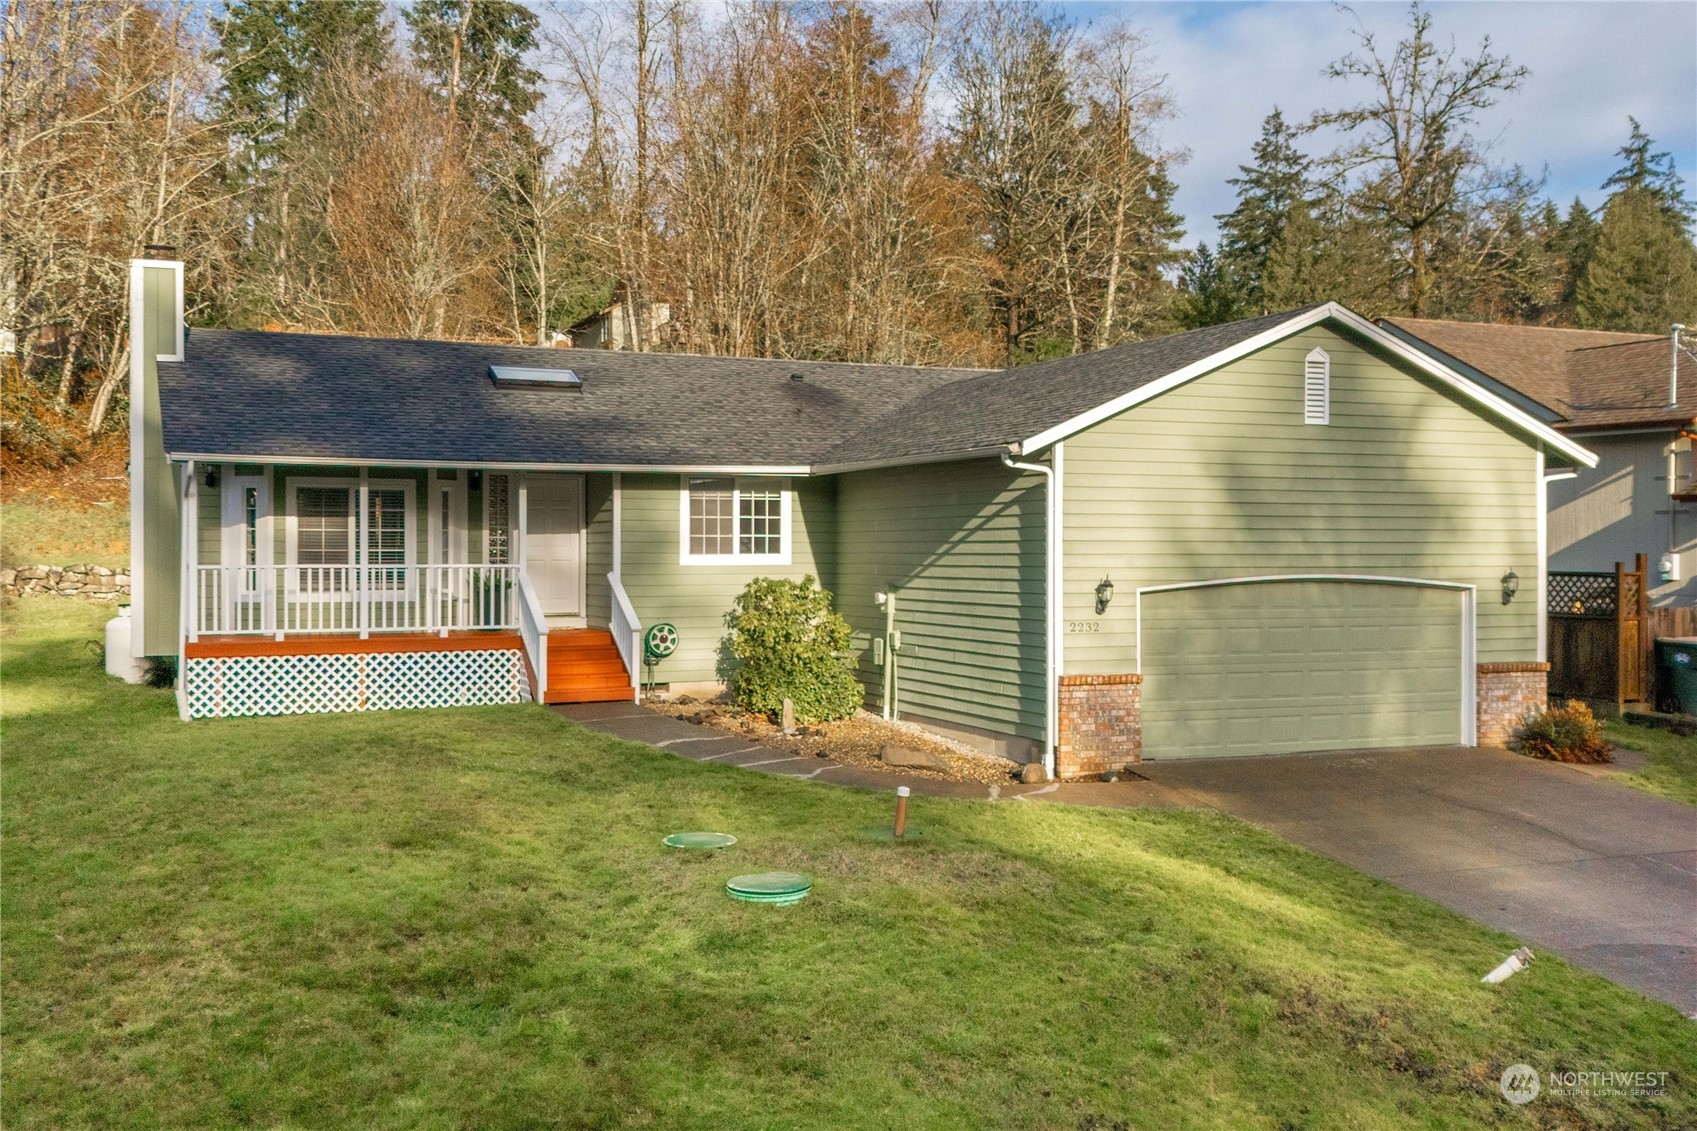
[467,470,483,490]
[1501,571,1519,605]
[1095,576,1115,615]
[203,466,220,489]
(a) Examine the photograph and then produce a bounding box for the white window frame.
[428,471,467,566]
[678,475,793,566]
[1304,346,1331,425]
[220,466,271,595]
[285,476,416,591]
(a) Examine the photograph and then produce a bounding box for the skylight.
[488,365,581,389]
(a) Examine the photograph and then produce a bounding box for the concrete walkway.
[556,704,1697,1014]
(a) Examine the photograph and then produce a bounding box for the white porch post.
[517,472,529,569]
[612,471,622,576]
[184,461,199,643]
[358,468,370,639]
[264,465,279,639]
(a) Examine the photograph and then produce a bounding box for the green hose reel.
[644,622,678,660]
[642,622,678,694]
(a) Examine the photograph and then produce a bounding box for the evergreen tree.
[1601,118,1694,229]
[404,0,542,147]
[1538,197,1599,321]
[1177,243,1247,328]
[212,0,389,321]
[1575,188,1697,332]
[1215,108,1312,314]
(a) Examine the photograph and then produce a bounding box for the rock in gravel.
[1019,762,1048,785]
[880,744,950,771]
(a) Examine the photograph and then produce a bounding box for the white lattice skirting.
[184,649,530,719]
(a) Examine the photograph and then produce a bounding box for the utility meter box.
[1661,553,1682,583]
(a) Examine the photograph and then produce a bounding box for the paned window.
[681,477,790,564]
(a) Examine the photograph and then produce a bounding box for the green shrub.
[1513,699,1614,764]
[726,575,863,723]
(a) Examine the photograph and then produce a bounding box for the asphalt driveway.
[1134,745,1697,1016]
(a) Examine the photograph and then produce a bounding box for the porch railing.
[193,564,520,638]
[515,570,548,701]
[609,572,642,703]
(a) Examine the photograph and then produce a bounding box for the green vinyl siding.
[617,473,832,684]
[196,476,222,565]
[586,473,613,628]
[1062,324,1541,674]
[1140,581,1464,759]
[835,458,1046,741]
[136,266,181,655]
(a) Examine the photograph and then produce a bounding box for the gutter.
[1001,449,1058,782]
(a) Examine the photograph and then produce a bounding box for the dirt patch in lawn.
[645,700,1024,785]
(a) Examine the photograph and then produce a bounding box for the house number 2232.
[1066,620,1101,633]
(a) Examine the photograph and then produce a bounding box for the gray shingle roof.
[818,306,1323,466]
[159,331,985,466]
[159,308,1326,469]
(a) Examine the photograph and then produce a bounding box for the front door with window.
[526,474,584,618]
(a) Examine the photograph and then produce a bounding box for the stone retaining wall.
[3,564,130,601]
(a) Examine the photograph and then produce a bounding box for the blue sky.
[1060,1,1697,247]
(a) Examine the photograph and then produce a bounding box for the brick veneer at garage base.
[1056,674,1143,780]
[1054,663,1549,777]
[1476,661,1550,748]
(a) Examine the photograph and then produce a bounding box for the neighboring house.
[1382,319,1695,606]
[127,257,1594,777]
[567,300,672,351]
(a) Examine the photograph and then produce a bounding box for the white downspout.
[1002,449,1058,781]
[1541,452,1579,663]
[1671,324,1683,408]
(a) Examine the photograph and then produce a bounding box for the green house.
[126,258,1595,777]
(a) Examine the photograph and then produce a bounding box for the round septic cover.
[662,831,737,849]
[726,871,813,905]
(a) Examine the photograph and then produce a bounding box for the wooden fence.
[1547,555,1649,713]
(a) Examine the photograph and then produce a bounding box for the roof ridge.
[183,325,998,375]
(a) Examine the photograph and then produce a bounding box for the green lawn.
[1608,719,1697,806]
[0,499,129,570]
[4,601,1693,1129]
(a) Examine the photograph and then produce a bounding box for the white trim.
[517,473,529,567]
[1303,346,1330,425]
[1536,450,1548,664]
[1134,573,1479,748]
[169,452,812,476]
[612,471,623,576]
[131,257,184,361]
[128,263,147,655]
[177,459,193,718]
[283,475,416,571]
[427,471,467,566]
[1018,302,1598,469]
[1001,452,1058,780]
[812,446,1015,476]
[220,467,272,591]
[677,475,793,566]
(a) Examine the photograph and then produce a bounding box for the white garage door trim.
[1135,574,1478,747]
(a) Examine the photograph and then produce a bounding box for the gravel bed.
[645,700,1023,784]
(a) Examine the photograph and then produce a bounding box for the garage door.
[1140,580,1464,760]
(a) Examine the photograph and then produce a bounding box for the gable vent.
[489,365,581,389]
[1303,347,1330,425]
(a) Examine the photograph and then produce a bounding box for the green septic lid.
[725,871,813,905]
[662,831,737,849]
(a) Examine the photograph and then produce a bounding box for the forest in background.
[4,0,1696,469]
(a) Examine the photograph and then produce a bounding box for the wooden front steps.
[545,628,636,704]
